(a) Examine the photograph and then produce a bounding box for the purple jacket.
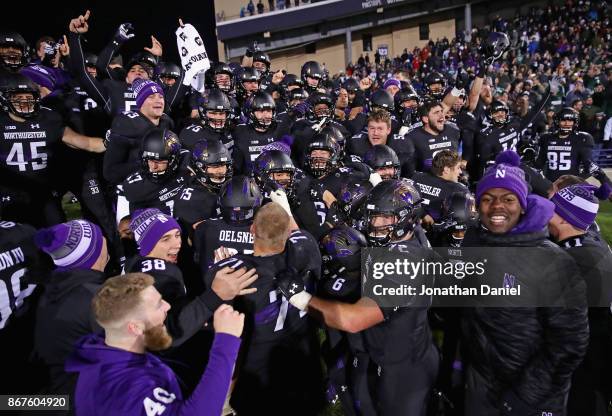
[65,332,240,416]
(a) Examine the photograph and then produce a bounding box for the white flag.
[176,23,210,93]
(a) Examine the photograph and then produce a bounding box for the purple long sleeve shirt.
[65,332,240,415]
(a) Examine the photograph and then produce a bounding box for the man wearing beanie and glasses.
[33,220,109,402]
[461,151,589,415]
[125,208,257,347]
[548,184,612,416]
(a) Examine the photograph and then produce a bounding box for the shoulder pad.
[577,131,594,144]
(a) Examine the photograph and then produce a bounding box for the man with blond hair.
[66,273,245,415]
[205,202,325,415]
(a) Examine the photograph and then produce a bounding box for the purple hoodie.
[65,332,240,416]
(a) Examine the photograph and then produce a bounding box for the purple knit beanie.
[132,78,164,108]
[551,184,599,231]
[383,78,401,90]
[20,65,56,90]
[129,208,180,256]
[34,220,104,270]
[476,150,528,209]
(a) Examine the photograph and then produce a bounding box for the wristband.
[288,291,312,311]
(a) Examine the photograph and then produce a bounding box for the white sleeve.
[603,117,612,142]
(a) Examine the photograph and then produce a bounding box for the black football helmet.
[0,32,29,72]
[438,191,477,247]
[288,87,309,109]
[424,71,446,100]
[219,175,263,224]
[555,107,579,135]
[155,62,181,86]
[307,91,335,122]
[248,91,276,130]
[369,89,395,113]
[199,89,232,132]
[319,225,368,278]
[127,51,157,78]
[252,51,271,75]
[363,145,400,180]
[488,100,510,127]
[342,78,360,95]
[252,150,297,197]
[191,139,232,190]
[483,32,510,63]
[394,87,420,111]
[282,73,304,91]
[301,61,323,92]
[337,180,372,229]
[140,128,182,182]
[364,179,422,246]
[237,66,261,100]
[0,72,40,119]
[84,53,98,68]
[304,130,341,178]
[211,61,235,93]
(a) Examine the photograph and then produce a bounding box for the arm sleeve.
[578,134,595,178]
[103,133,140,184]
[135,333,241,416]
[164,71,189,111]
[165,294,219,347]
[512,269,588,405]
[67,32,111,113]
[97,39,122,81]
[604,117,612,142]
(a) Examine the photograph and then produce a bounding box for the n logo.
[495,168,506,178]
[503,273,516,288]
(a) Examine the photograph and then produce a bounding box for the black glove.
[291,101,310,119]
[275,267,312,311]
[114,23,135,44]
[245,40,259,57]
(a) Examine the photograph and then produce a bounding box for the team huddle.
[0,3,611,416]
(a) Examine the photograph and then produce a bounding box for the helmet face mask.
[364,180,421,246]
[555,108,579,135]
[301,61,324,92]
[440,191,477,247]
[0,33,29,72]
[248,92,276,130]
[140,129,181,183]
[215,73,233,92]
[424,72,446,100]
[7,91,39,119]
[304,133,340,178]
[364,145,400,181]
[253,150,296,198]
[489,100,510,127]
[191,139,232,190]
[0,74,41,119]
[206,110,228,131]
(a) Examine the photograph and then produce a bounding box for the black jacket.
[34,268,105,395]
[461,203,589,412]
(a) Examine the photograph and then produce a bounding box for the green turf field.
[597,201,612,244]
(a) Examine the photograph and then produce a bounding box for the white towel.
[176,23,210,93]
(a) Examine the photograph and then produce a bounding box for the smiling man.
[461,150,589,415]
[125,208,258,346]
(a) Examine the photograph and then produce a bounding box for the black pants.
[373,344,439,416]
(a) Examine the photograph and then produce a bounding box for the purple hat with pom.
[132,78,164,109]
[476,150,528,209]
[34,220,104,270]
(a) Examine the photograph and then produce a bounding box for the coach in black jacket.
[33,220,108,406]
[462,151,588,415]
